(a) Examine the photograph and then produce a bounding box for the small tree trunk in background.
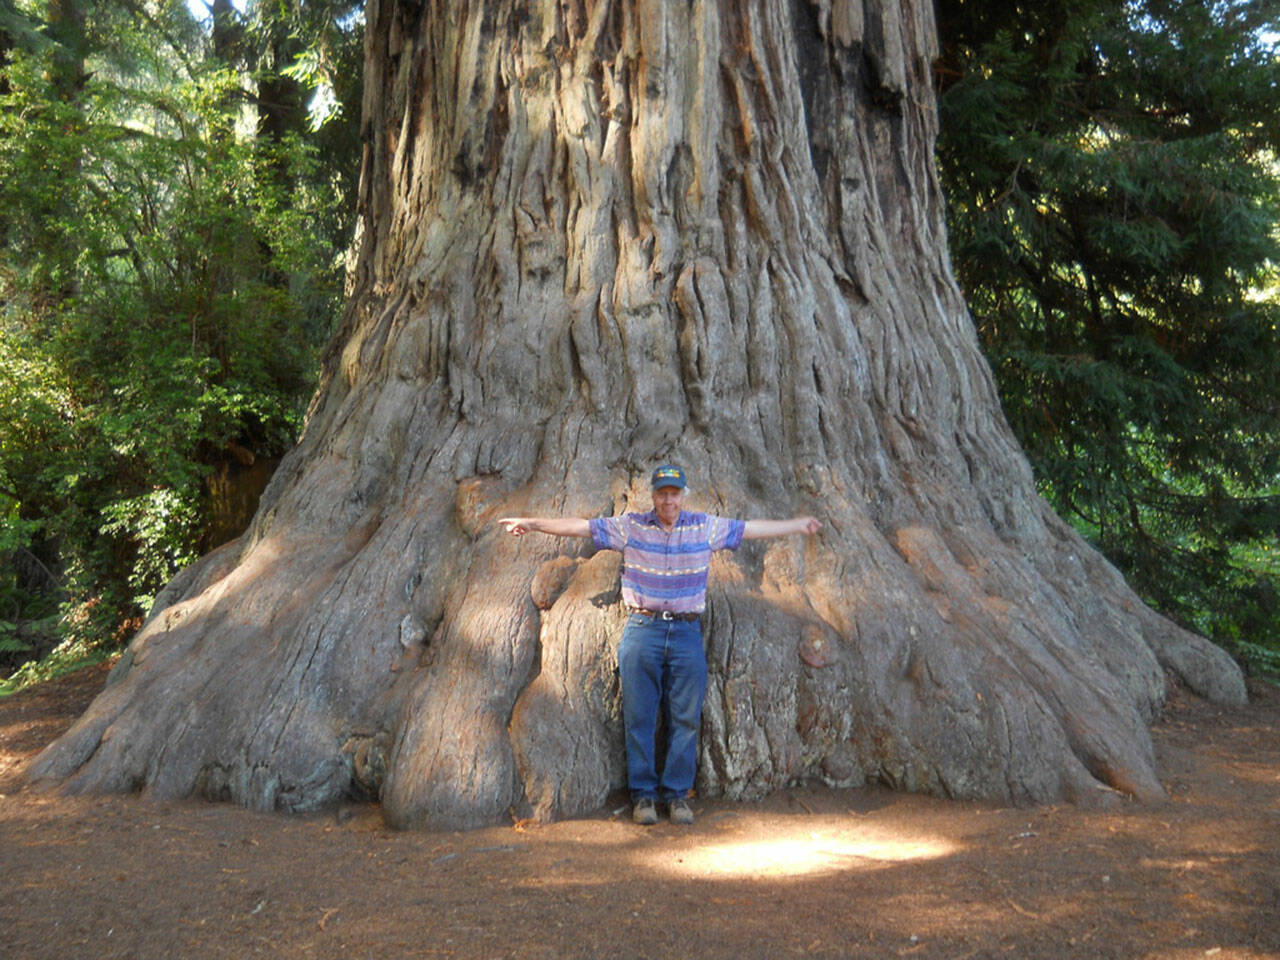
[44,0,87,101]
[31,0,1244,828]
[209,0,241,67]
[200,451,282,553]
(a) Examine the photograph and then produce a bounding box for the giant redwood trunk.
[31,0,1245,828]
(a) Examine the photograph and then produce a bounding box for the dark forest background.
[1,0,1276,690]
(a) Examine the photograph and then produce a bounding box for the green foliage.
[0,0,361,680]
[937,0,1280,672]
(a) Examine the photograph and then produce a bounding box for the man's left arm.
[741,516,822,540]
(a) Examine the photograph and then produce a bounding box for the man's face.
[652,485,685,526]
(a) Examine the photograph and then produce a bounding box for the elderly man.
[499,465,821,825]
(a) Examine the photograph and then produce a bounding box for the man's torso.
[589,511,745,615]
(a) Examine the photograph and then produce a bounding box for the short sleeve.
[589,515,627,552]
[707,516,746,552]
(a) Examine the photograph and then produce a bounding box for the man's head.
[650,464,687,526]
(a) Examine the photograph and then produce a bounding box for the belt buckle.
[659,610,675,621]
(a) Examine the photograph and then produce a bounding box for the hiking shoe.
[667,797,694,825]
[632,797,658,825]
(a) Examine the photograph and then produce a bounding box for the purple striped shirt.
[589,510,746,614]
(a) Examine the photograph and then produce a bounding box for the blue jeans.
[617,613,707,802]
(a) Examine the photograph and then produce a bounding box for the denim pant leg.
[618,615,707,802]
[658,619,707,801]
[618,616,664,800]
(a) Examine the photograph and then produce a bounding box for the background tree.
[31,0,1246,829]
[935,0,1280,671]
[0,0,361,681]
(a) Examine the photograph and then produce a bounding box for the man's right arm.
[498,517,591,538]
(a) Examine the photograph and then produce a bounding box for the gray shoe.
[632,797,658,825]
[667,797,694,825]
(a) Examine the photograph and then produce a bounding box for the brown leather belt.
[629,607,701,622]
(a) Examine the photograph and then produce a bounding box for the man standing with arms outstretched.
[499,465,821,825]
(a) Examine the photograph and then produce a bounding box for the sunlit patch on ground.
[646,824,959,878]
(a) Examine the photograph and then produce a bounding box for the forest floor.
[1,662,1278,960]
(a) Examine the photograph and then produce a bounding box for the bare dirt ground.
[2,662,1278,960]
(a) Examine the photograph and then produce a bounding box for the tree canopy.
[936,0,1280,670]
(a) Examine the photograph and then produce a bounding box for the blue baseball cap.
[650,464,687,489]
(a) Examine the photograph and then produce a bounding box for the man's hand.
[795,515,822,535]
[497,517,591,538]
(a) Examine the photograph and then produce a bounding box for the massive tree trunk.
[31,0,1244,829]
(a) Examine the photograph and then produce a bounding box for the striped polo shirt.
[589,510,746,615]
